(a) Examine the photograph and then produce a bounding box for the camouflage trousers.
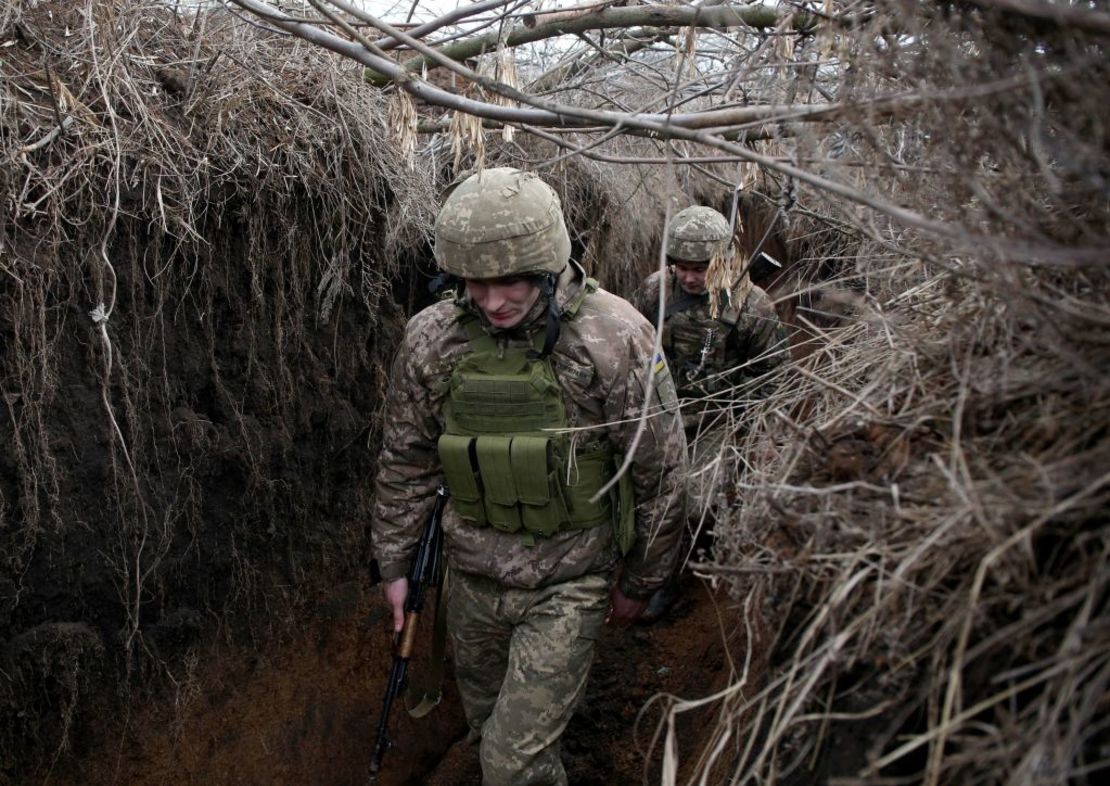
[686,422,727,522]
[446,569,610,786]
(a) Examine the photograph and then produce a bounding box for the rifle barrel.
[368,655,408,775]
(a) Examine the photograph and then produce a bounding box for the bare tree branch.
[229,0,1052,134]
[226,0,1104,266]
[530,28,674,93]
[330,0,523,52]
[365,1,812,85]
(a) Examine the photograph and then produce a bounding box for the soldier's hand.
[607,584,648,626]
[383,577,408,634]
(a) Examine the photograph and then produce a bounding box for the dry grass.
[634,3,1110,783]
[685,254,1109,784]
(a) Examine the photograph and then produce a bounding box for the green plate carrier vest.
[664,277,746,398]
[437,280,635,552]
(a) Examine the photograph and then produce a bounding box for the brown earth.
[43,570,754,786]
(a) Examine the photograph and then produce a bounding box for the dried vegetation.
[651,4,1110,785]
[1,1,1108,785]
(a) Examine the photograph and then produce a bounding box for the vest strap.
[665,287,706,319]
[563,276,598,319]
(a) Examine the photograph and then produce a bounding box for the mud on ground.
[42,570,751,786]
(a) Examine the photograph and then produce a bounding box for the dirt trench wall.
[0,190,416,777]
[0,3,443,774]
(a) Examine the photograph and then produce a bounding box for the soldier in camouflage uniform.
[629,205,787,621]
[371,168,687,785]
[630,206,787,421]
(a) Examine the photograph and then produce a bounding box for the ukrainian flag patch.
[653,352,667,375]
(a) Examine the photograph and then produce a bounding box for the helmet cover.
[666,206,732,262]
[434,167,571,278]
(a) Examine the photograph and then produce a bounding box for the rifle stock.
[367,485,448,781]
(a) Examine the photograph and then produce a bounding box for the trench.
[7,225,793,786]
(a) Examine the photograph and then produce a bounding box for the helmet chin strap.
[528,272,561,360]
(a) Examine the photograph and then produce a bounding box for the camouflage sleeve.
[628,271,663,325]
[370,315,444,581]
[731,286,789,381]
[604,314,688,600]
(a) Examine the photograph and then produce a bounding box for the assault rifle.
[367,485,448,781]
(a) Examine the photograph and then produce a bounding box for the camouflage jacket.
[370,263,687,600]
[629,270,787,405]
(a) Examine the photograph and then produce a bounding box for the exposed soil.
[39,570,752,786]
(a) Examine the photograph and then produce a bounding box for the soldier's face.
[673,261,709,295]
[466,276,542,328]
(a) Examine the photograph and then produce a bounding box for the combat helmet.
[666,206,732,262]
[434,167,571,279]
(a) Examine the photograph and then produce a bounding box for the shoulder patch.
[650,353,678,411]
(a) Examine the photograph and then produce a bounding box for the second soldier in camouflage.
[629,205,788,622]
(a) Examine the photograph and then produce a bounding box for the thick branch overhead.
[363,2,807,85]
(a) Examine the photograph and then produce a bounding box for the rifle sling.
[664,286,704,319]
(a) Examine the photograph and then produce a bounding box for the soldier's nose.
[483,286,508,312]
